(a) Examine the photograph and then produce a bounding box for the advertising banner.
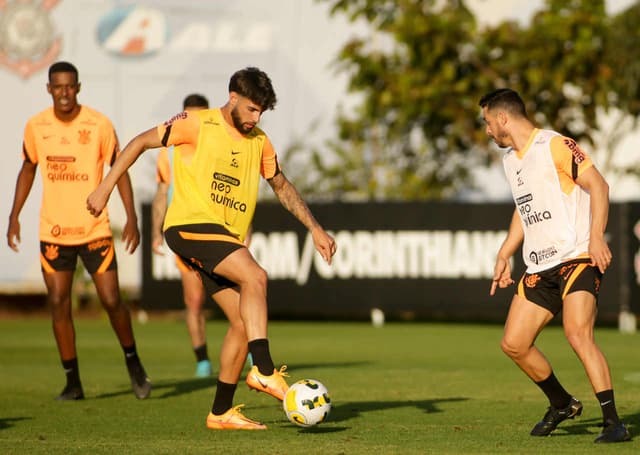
[142,202,638,323]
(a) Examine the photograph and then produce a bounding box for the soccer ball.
[283,379,331,427]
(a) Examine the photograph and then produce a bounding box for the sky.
[467,0,637,26]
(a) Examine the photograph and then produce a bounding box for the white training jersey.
[503,128,594,273]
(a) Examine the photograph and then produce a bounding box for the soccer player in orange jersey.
[152,93,213,378]
[7,61,151,401]
[480,88,629,443]
[88,67,336,430]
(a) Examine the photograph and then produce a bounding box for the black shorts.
[517,258,602,315]
[164,223,244,297]
[40,237,117,274]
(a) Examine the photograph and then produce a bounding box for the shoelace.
[227,404,261,424]
[229,404,246,414]
[276,365,290,378]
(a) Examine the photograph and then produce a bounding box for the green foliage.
[480,0,612,144]
[300,0,493,200]
[606,1,640,118]
[290,0,640,201]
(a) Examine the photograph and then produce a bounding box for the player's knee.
[564,330,592,352]
[500,337,523,359]
[48,296,72,320]
[100,295,123,312]
[247,266,268,293]
[228,320,247,339]
[47,293,69,309]
[183,294,204,309]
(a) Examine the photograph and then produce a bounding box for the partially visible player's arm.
[114,169,140,254]
[7,160,37,252]
[268,172,337,264]
[576,166,611,273]
[151,182,169,255]
[490,208,523,295]
[87,127,161,217]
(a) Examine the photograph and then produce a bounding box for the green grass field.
[0,316,638,454]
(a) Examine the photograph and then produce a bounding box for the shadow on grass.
[329,397,469,424]
[95,376,213,400]
[528,408,640,440]
[292,425,348,434]
[285,361,371,372]
[94,361,371,400]
[275,397,469,434]
[0,416,32,431]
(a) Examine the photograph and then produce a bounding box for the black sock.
[62,358,81,387]
[534,372,572,409]
[194,344,209,363]
[123,344,139,365]
[211,380,237,415]
[596,389,620,425]
[248,338,275,375]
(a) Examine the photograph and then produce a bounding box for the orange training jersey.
[156,108,279,241]
[503,128,594,273]
[22,105,119,244]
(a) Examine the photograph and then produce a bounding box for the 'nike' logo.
[516,168,523,174]
[599,400,612,406]
[231,150,240,155]
[253,374,268,389]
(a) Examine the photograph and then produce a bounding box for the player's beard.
[231,107,255,135]
[492,126,510,148]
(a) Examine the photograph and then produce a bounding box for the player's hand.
[86,187,109,217]
[312,226,337,265]
[490,256,514,296]
[121,218,140,254]
[152,233,165,256]
[7,218,21,252]
[588,235,612,273]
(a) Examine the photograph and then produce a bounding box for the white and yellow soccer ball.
[283,379,332,427]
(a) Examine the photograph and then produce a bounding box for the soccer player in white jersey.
[479,88,629,443]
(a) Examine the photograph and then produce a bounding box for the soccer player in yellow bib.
[7,61,151,401]
[88,67,337,430]
[480,88,629,443]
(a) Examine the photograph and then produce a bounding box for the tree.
[286,0,638,201]
[291,0,494,200]
[479,0,612,144]
[595,1,640,181]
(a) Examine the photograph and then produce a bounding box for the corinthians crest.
[0,0,61,79]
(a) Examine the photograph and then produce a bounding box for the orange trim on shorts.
[517,275,524,297]
[174,254,193,273]
[40,253,56,273]
[178,231,244,246]
[562,262,588,299]
[96,244,115,274]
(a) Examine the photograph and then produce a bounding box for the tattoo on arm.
[270,174,318,231]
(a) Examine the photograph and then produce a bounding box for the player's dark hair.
[48,61,79,83]
[229,67,277,111]
[479,88,527,118]
[183,93,209,109]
